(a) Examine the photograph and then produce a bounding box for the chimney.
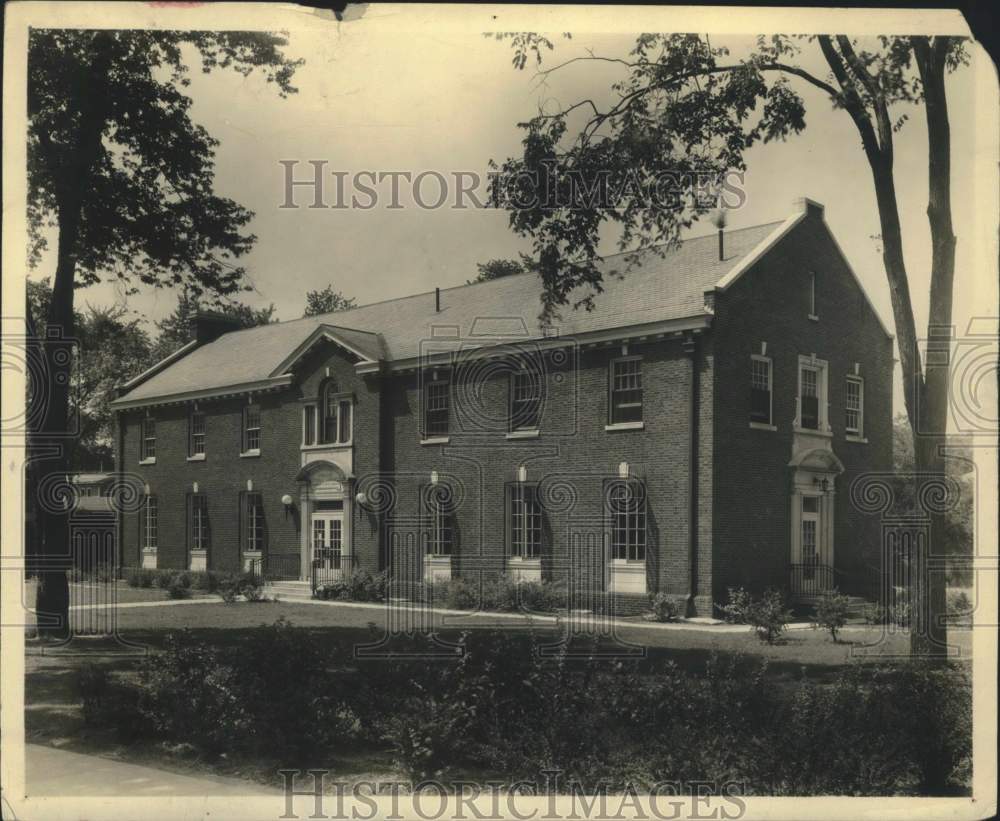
[189,309,243,345]
[712,207,728,261]
[435,287,441,313]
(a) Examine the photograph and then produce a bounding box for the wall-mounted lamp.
[430,470,439,486]
[517,465,528,483]
[618,461,630,480]
[281,493,295,517]
[355,491,369,506]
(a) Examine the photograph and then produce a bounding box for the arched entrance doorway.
[295,460,353,584]
[787,447,844,596]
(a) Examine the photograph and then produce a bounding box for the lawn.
[23,597,974,793]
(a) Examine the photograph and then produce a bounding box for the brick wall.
[710,206,893,603]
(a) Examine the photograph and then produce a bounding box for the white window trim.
[505,429,540,440]
[509,368,543,433]
[302,403,317,447]
[423,379,450,440]
[808,271,819,321]
[845,375,866,441]
[795,355,831,434]
[750,353,774,429]
[420,436,451,446]
[142,495,158,551]
[242,404,262,455]
[140,415,156,463]
[321,389,354,446]
[608,355,643,427]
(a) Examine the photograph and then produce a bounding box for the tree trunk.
[33,203,82,639]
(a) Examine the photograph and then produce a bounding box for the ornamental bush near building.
[814,589,851,642]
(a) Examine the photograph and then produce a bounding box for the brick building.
[111,198,893,615]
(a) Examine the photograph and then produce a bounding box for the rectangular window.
[189,409,206,457]
[845,376,864,435]
[190,494,210,552]
[750,356,772,425]
[142,495,158,550]
[425,381,450,437]
[508,484,542,558]
[608,480,646,561]
[800,366,819,430]
[809,272,817,318]
[243,404,261,453]
[244,492,266,553]
[423,489,453,556]
[141,416,156,460]
[303,405,316,446]
[610,357,643,424]
[510,370,542,431]
[321,389,353,445]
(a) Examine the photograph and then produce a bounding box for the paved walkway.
[25,743,280,796]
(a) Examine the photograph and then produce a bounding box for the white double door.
[311,511,345,571]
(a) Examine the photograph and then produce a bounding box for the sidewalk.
[25,744,280,796]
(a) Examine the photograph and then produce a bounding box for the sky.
[28,20,994,420]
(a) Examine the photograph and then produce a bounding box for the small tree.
[814,589,851,642]
[747,589,793,644]
[466,258,530,285]
[303,285,356,317]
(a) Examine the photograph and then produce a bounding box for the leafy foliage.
[814,589,851,641]
[745,589,793,643]
[466,258,530,285]
[28,30,301,297]
[718,586,753,624]
[89,625,972,793]
[646,593,681,622]
[303,285,357,317]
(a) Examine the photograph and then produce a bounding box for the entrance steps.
[265,580,313,602]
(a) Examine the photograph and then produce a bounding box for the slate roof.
[115,220,783,405]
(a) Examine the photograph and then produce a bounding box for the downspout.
[683,333,699,617]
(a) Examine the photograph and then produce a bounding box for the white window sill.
[141,547,157,553]
[186,454,206,462]
[507,556,541,564]
[808,314,820,322]
[845,434,868,443]
[301,442,352,451]
[609,559,646,566]
[240,450,261,458]
[243,550,262,558]
[749,422,777,431]
[793,425,833,438]
[605,421,645,432]
[506,429,540,440]
[420,436,450,446]
[138,458,156,466]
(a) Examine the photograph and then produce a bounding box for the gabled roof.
[116,203,879,409]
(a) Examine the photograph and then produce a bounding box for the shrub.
[167,575,192,599]
[77,663,111,725]
[216,571,266,603]
[814,589,851,641]
[746,589,792,643]
[718,586,752,624]
[153,570,173,589]
[947,589,972,621]
[647,593,681,623]
[189,570,221,592]
[313,569,387,603]
[126,568,155,589]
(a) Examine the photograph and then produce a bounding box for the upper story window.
[142,495,158,550]
[242,404,261,453]
[188,408,206,457]
[321,382,352,445]
[809,272,818,320]
[422,485,454,556]
[609,356,643,425]
[140,415,156,462]
[796,355,829,432]
[750,355,772,426]
[508,483,542,558]
[424,379,450,438]
[243,492,266,554]
[510,369,542,432]
[607,479,646,561]
[845,376,864,437]
[189,493,210,552]
[303,404,317,446]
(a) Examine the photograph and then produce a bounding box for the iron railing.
[788,562,835,597]
[311,552,355,592]
[246,553,301,582]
